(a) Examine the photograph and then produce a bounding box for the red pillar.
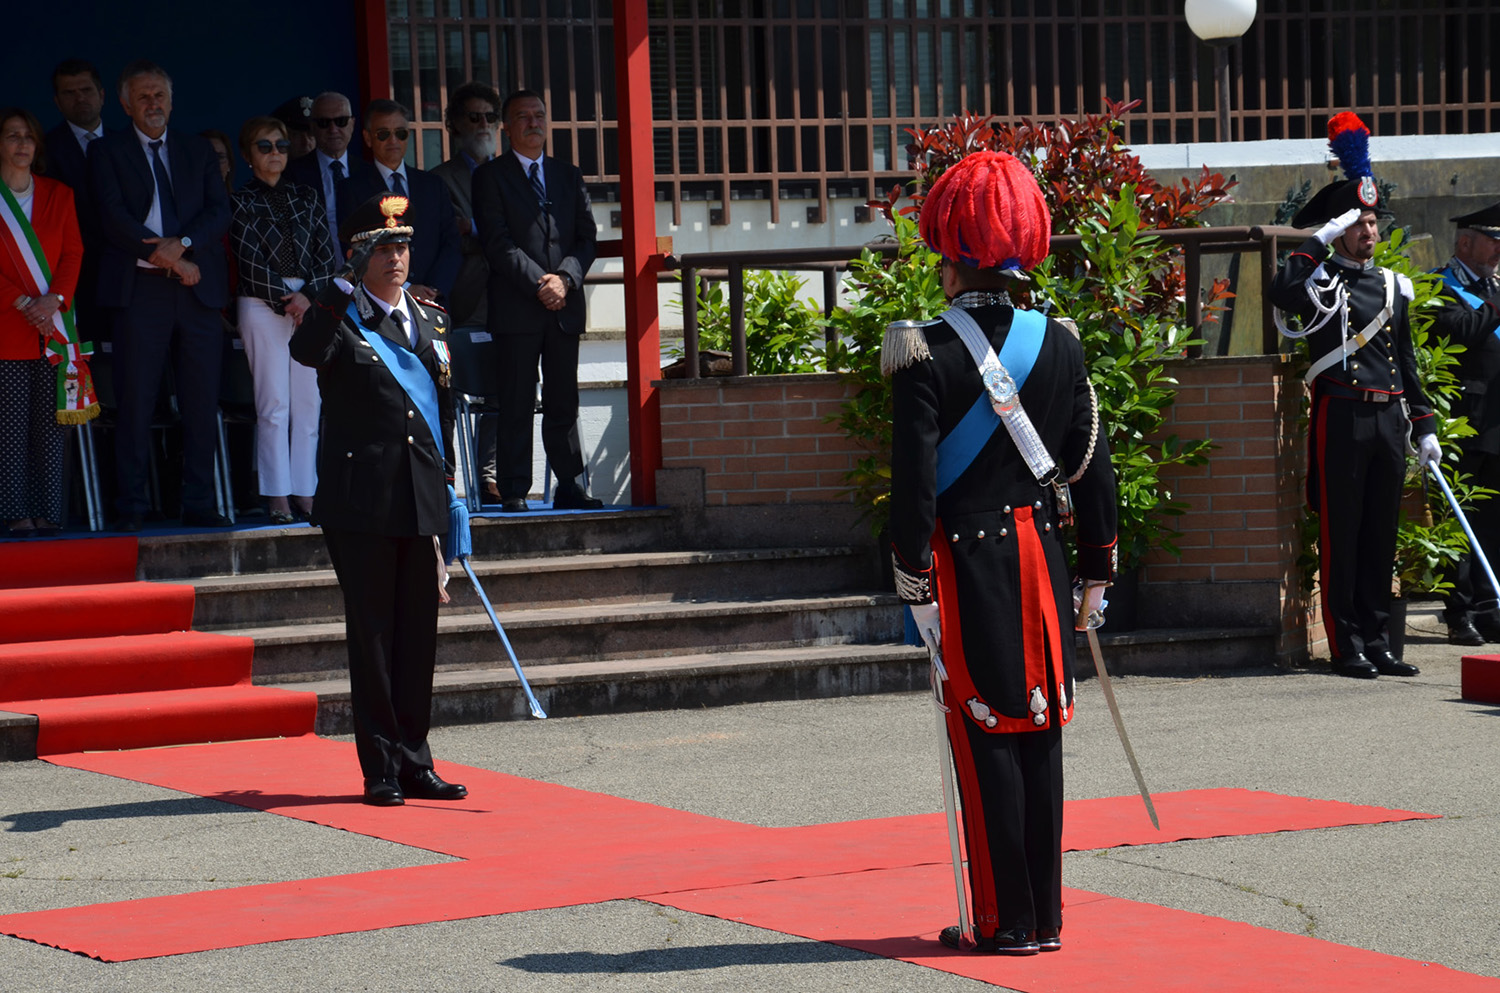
[354,0,392,107]
[614,3,662,506]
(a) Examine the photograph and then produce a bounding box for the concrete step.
[189,546,877,629]
[243,593,907,682]
[304,643,933,732]
[134,508,678,581]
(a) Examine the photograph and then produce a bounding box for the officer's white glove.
[1418,434,1442,467]
[909,602,941,658]
[1314,207,1363,246]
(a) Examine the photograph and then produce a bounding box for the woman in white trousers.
[229,117,338,523]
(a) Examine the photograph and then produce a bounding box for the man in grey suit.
[432,82,503,504]
[472,89,600,512]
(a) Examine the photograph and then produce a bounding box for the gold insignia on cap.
[380,195,410,227]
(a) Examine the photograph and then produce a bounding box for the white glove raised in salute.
[1315,207,1364,246]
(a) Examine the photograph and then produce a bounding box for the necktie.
[83,131,98,155]
[329,159,345,182]
[390,171,406,196]
[149,140,180,237]
[529,161,545,202]
[391,308,414,348]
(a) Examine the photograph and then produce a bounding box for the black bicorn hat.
[1292,176,1389,229]
[272,95,314,132]
[339,193,415,247]
[1452,200,1500,239]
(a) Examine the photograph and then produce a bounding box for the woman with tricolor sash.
[0,107,96,539]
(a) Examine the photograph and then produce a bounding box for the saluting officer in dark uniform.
[888,152,1118,955]
[1433,202,1500,645]
[290,193,468,806]
[1269,113,1439,679]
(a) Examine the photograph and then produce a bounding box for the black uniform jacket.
[890,306,1118,731]
[1431,263,1500,455]
[1268,236,1436,435]
[471,151,596,336]
[290,281,456,537]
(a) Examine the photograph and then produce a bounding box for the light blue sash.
[346,300,444,459]
[1436,266,1486,311]
[934,308,1047,496]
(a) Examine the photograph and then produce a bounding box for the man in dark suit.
[284,91,366,253]
[290,193,466,807]
[1434,202,1500,645]
[432,81,502,503]
[90,60,231,529]
[44,58,108,346]
[472,88,601,511]
[336,99,460,307]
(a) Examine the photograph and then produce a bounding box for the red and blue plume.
[919,151,1051,272]
[1327,112,1373,182]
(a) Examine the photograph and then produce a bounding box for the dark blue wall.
[7,1,364,184]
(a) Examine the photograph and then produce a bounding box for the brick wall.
[654,360,1327,661]
[656,374,863,506]
[1139,355,1325,660]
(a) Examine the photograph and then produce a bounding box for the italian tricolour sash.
[0,182,99,424]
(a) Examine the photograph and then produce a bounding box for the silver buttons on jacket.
[407,436,414,444]
[977,530,986,539]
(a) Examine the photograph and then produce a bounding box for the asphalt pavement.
[0,602,1496,992]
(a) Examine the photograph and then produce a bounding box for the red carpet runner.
[1,735,1490,993]
[0,538,314,753]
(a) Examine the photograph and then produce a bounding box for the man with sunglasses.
[284,91,368,250]
[338,99,460,309]
[433,82,505,503]
[472,88,601,512]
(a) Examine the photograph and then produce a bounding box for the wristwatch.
[179,235,193,250]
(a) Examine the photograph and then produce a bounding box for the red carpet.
[0,582,195,643]
[0,733,1479,993]
[0,536,136,589]
[0,537,315,754]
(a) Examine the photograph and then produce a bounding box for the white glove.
[1073,582,1108,631]
[1418,434,1442,467]
[909,602,941,658]
[1314,207,1363,246]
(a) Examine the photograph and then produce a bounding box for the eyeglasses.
[313,116,352,129]
[373,128,410,142]
[253,139,291,154]
[466,111,500,124]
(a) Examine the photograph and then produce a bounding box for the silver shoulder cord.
[1275,264,1349,354]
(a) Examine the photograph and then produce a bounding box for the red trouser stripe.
[1015,506,1064,710]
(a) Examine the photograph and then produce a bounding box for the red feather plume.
[919,151,1051,271]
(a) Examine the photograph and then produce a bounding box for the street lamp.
[1184,0,1257,141]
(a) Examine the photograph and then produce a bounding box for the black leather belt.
[1318,381,1399,403]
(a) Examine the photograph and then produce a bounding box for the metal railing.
[664,226,1306,378]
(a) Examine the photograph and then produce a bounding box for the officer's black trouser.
[1309,392,1406,659]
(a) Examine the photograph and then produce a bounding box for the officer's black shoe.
[552,484,603,510]
[181,510,232,528]
[1367,648,1419,677]
[938,926,1039,955]
[1331,653,1379,679]
[362,778,405,806]
[1474,613,1500,644]
[990,929,1041,955]
[1448,617,1486,646]
[398,768,467,801]
[499,498,529,513]
[1037,926,1062,951]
